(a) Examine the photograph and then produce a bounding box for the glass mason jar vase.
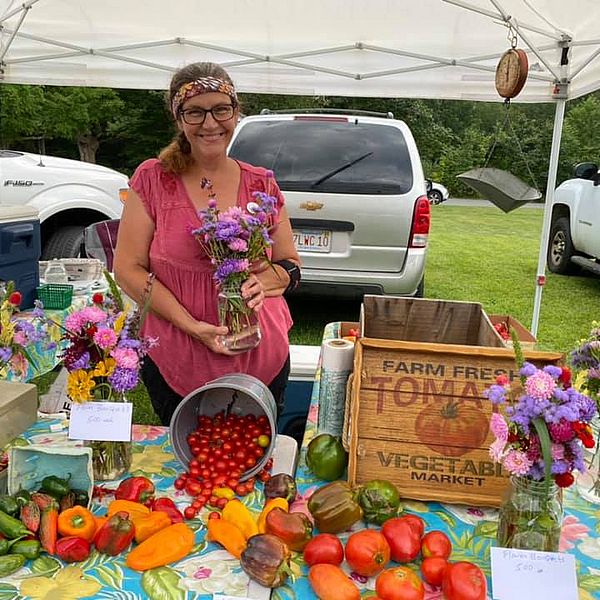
[85,440,132,481]
[217,282,261,352]
[496,476,563,552]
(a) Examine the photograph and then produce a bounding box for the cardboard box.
[347,296,563,507]
[0,381,37,447]
[489,314,537,350]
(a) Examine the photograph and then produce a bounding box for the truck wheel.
[42,225,85,259]
[547,217,576,274]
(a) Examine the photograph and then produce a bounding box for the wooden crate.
[347,297,563,507]
[489,314,537,350]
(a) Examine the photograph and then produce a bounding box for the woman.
[114,62,301,425]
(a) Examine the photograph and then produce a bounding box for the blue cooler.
[278,344,321,445]
[0,206,41,309]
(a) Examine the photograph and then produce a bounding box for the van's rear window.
[229,120,414,194]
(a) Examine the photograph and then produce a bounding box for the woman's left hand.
[241,273,265,312]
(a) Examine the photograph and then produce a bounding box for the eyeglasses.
[179,104,236,125]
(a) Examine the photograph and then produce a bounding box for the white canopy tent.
[2,0,600,336]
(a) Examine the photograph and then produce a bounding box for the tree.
[0,84,45,147]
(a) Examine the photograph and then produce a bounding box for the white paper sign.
[68,402,133,442]
[491,547,578,600]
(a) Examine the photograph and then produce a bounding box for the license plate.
[293,229,332,253]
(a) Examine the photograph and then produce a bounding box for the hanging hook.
[507,23,518,49]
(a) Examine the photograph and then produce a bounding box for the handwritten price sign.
[69,402,133,442]
[490,547,578,600]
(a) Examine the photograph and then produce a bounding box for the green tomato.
[306,434,348,481]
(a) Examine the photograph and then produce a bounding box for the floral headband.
[171,76,238,118]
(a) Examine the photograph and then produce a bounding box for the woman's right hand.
[188,321,237,355]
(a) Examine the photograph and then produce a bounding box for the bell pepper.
[0,496,19,517]
[56,536,91,563]
[264,474,297,503]
[306,434,348,481]
[222,500,258,540]
[10,539,41,560]
[307,481,363,534]
[258,498,289,534]
[59,491,76,513]
[93,515,108,535]
[40,474,71,499]
[115,476,155,505]
[107,499,151,521]
[265,507,313,551]
[0,554,25,577]
[207,518,248,559]
[151,497,184,524]
[0,510,33,539]
[240,533,293,588]
[57,506,96,542]
[126,522,194,571]
[39,501,59,555]
[19,501,40,534]
[133,511,171,544]
[95,511,135,556]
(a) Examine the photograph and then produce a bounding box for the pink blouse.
[129,159,293,397]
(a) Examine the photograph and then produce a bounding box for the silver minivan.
[228,110,430,297]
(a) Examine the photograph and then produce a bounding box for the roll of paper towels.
[318,338,355,437]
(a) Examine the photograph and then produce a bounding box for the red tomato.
[174,477,186,490]
[184,506,197,520]
[421,531,452,559]
[345,530,390,577]
[303,533,344,567]
[208,511,220,520]
[442,562,487,600]
[185,480,202,496]
[375,566,424,600]
[308,564,360,600]
[381,518,422,563]
[399,514,425,539]
[420,557,448,587]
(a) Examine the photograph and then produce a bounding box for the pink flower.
[559,515,589,551]
[550,443,565,460]
[489,439,506,462]
[502,450,532,475]
[111,347,139,370]
[490,413,508,441]
[65,312,85,332]
[228,238,248,252]
[12,331,26,345]
[525,370,556,400]
[94,328,117,349]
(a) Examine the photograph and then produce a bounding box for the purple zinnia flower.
[108,367,138,392]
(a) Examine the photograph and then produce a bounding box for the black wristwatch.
[273,259,301,294]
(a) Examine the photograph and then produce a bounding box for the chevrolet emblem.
[299,201,324,211]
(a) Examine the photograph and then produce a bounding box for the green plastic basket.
[36,284,74,310]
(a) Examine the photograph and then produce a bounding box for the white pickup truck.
[0,150,127,258]
[547,162,600,277]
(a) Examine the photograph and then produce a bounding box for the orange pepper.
[133,511,172,544]
[107,499,150,521]
[206,518,247,559]
[126,523,194,571]
[57,506,96,542]
[221,499,258,540]
[257,498,289,534]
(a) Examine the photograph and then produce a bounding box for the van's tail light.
[409,196,431,247]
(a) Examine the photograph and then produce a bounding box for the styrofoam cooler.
[278,344,321,444]
[0,206,41,308]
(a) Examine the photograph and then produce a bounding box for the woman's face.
[177,91,239,161]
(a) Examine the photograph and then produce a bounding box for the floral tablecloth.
[1,322,599,600]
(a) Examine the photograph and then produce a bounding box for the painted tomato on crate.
[345,529,390,577]
[415,400,488,457]
[376,566,424,600]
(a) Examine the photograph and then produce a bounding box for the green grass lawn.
[34,204,600,425]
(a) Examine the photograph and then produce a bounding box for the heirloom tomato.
[308,564,360,600]
[420,556,448,586]
[421,531,452,559]
[442,561,487,600]
[345,530,390,577]
[375,566,424,600]
[399,514,425,539]
[381,518,421,563]
[303,533,344,567]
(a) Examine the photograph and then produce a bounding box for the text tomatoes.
[420,556,448,587]
[303,533,344,567]
[442,561,487,600]
[308,564,360,600]
[376,566,424,600]
[381,518,421,563]
[421,531,452,559]
[345,530,390,577]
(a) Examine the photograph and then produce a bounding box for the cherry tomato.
[421,531,452,559]
[420,557,448,587]
[185,480,203,496]
[216,497,229,510]
[174,477,186,490]
[442,562,487,600]
[208,495,219,507]
[257,434,270,448]
[257,470,271,483]
[184,506,197,520]
[375,566,424,600]
[345,530,390,577]
[303,533,344,567]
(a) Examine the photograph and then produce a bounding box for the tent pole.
[530,96,567,338]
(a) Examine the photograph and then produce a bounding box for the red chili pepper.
[115,476,155,505]
[152,497,184,524]
[56,536,91,563]
[94,511,135,556]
